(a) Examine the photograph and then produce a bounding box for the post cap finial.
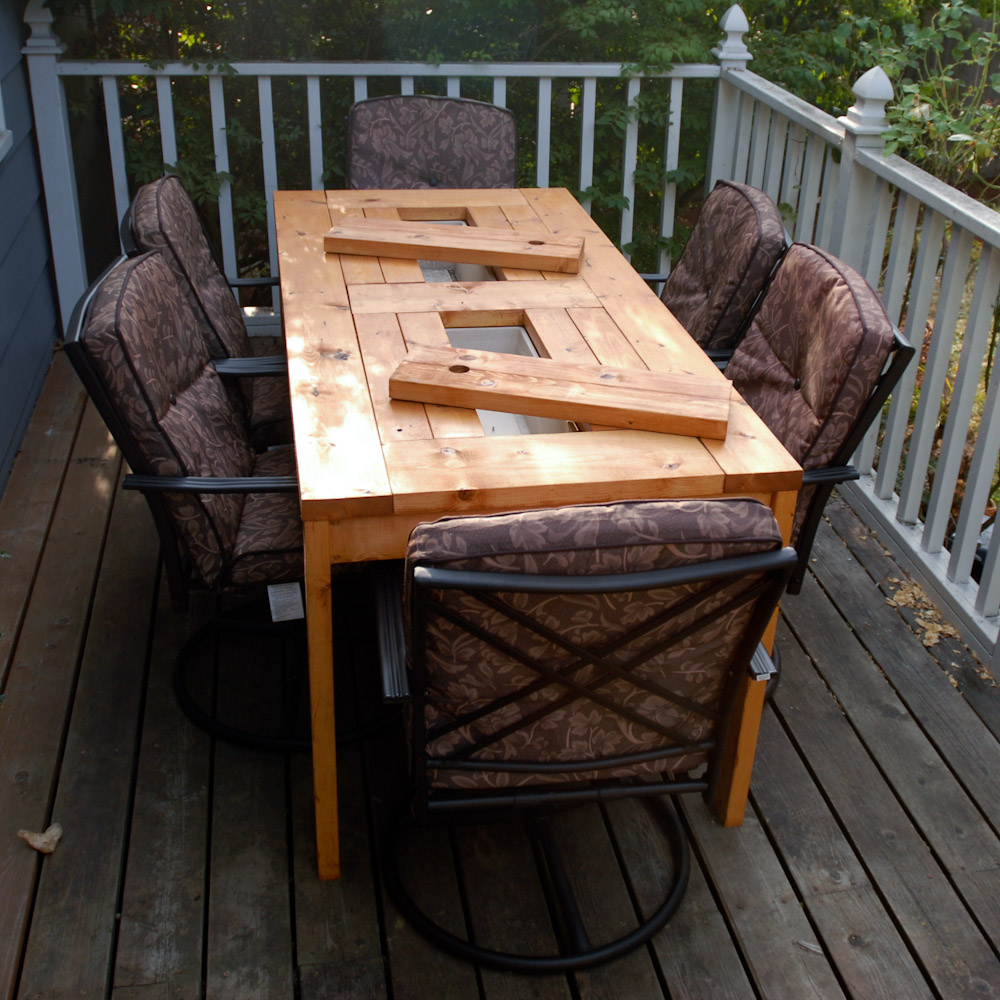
[23,0,65,53]
[713,6,753,69]
[840,66,894,143]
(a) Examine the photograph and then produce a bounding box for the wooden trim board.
[324,218,584,273]
[347,279,599,315]
[389,345,732,439]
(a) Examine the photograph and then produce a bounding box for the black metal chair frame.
[63,255,308,752]
[64,256,298,607]
[380,543,797,972]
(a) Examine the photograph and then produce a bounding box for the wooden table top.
[274,188,801,529]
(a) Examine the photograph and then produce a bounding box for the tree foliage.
[46,0,947,270]
[845,1,1000,196]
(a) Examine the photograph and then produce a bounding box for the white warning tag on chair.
[268,582,305,622]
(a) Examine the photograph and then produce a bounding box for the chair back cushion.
[405,498,783,791]
[347,95,517,189]
[725,243,895,541]
[726,243,895,467]
[130,175,253,364]
[661,180,787,350]
[74,251,255,588]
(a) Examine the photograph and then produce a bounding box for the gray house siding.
[0,1,58,492]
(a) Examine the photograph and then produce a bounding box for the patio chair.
[646,180,788,357]
[377,497,797,972]
[725,242,915,594]
[64,249,307,751]
[123,174,292,450]
[346,94,517,189]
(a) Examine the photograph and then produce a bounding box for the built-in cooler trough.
[417,255,575,437]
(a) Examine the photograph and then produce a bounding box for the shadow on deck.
[2,353,1000,1000]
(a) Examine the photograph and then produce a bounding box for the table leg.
[710,487,798,826]
[304,520,340,879]
[711,675,768,826]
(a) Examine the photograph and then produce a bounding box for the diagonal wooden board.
[323,217,584,273]
[388,345,732,439]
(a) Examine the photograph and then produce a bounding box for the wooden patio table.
[274,187,802,880]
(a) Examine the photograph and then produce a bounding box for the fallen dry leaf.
[18,823,62,854]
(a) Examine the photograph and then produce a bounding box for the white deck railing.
[22,2,1000,665]
[707,22,1000,666]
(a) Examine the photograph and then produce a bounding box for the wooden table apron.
[274,188,802,880]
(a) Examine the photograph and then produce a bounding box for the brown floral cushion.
[661,180,787,351]
[130,175,292,448]
[77,251,301,591]
[405,498,783,791]
[231,445,303,587]
[347,95,517,189]
[725,243,895,542]
[130,175,251,362]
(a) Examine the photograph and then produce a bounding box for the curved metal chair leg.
[172,612,311,753]
[383,796,690,974]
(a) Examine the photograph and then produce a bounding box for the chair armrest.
[122,473,298,494]
[119,209,140,255]
[801,465,860,486]
[374,562,410,702]
[639,273,669,282]
[706,348,733,369]
[749,642,777,680]
[213,356,287,376]
[230,275,278,290]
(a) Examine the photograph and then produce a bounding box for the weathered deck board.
[3,359,1000,1000]
[0,398,121,1000]
[751,708,936,999]
[823,498,1000,742]
[0,352,86,688]
[206,626,297,999]
[111,586,214,998]
[684,798,850,1000]
[15,487,157,1000]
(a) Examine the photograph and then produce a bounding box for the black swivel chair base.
[383,795,691,974]
[172,607,311,753]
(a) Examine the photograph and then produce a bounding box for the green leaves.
[856,1,1000,194]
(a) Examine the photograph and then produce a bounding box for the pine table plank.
[324,218,584,273]
[381,428,725,516]
[389,345,731,438]
[347,277,599,316]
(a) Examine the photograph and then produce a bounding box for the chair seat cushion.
[229,445,303,588]
[249,375,293,450]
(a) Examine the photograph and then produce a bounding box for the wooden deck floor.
[3,352,1000,1000]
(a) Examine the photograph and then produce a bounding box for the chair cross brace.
[412,553,792,775]
[419,565,767,747]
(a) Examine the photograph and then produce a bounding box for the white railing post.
[706,5,752,193]
[22,0,87,331]
[829,66,893,268]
